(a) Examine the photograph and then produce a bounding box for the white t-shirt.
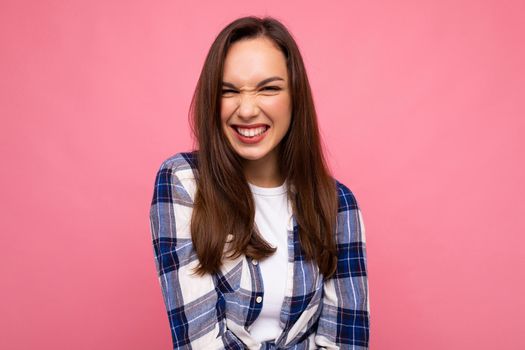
[247,179,291,344]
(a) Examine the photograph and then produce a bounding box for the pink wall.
[1,0,524,349]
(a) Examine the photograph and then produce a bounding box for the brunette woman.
[149,16,370,349]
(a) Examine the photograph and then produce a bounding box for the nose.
[237,92,259,119]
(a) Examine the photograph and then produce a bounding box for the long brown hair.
[188,16,339,278]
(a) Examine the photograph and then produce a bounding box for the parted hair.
[187,15,339,278]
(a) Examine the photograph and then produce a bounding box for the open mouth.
[232,125,270,138]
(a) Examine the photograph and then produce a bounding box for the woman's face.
[220,37,292,163]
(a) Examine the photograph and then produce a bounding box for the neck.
[242,148,284,188]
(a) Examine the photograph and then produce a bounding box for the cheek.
[261,95,291,119]
[220,100,233,123]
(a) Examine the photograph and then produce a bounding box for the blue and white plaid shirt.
[149,151,370,349]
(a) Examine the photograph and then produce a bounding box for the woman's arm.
[314,181,370,349]
[149,159,234,349]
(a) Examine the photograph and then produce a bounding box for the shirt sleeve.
[149,160,232,349]
[314,183,371,349]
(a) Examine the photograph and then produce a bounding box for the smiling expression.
[220,37,292,163]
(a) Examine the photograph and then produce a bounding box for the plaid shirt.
[149,151,370,349]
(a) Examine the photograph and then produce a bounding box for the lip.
[231,123,270,129]
[230,124,270,144]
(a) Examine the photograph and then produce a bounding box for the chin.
[235,149,269,161]
[238,153,265,161]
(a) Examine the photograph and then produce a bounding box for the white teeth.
[236,126,267,137]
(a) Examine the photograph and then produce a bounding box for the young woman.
[149,16,370,349]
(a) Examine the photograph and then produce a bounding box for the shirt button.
[252,259,258,265]
[256,296,263,303]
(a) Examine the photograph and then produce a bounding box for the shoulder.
[334,178,360,213]
[156,150,199,180]
[333,178,366,244]
[153,150,199,205]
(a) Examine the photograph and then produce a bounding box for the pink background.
[1,0,524,349]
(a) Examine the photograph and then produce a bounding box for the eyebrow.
[222,76,284,89]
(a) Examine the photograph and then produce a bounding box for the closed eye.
[221,86,282,94]
[262,86,281,91]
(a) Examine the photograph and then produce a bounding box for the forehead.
[222,37,288,83]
